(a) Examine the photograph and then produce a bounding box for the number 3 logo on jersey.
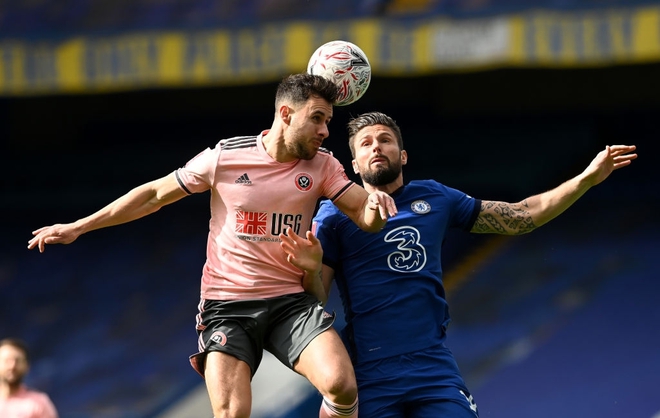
[384,226,427,273]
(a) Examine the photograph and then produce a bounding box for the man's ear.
[401,150,408,166]
[352,160,359,174]
[279,105,292,124]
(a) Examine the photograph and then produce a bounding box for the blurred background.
[1,0,659,417]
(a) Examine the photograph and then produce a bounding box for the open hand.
[27,223,80,253]
[584,145,637,186]
[279,228,322,273]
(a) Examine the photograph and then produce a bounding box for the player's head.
[275,73,340,160]
[0,338,31,388]
[275,73,340,109]
[347,112,407,187]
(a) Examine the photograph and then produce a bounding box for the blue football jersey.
[313,180,480,364]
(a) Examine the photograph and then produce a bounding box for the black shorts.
[189,292,335,378]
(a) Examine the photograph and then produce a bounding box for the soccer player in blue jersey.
[280,111,637,418]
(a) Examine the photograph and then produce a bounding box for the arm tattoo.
[473,200,537,235]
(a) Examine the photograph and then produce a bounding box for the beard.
[361,159,402,187]
[287,136,317,161]
[0,373,24,388]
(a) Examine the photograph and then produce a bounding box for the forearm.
[359,203,387,233]
[526,171,591,228]
[73,183,164,234]
[473,173,593,235]
[302,268,328,305]
[335,186,394,233]
[28,173,187,252]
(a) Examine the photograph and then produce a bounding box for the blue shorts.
[354,344,479,418]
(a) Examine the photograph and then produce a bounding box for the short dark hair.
[275,73,340,108]
[0,338,30,362]
[347,111,404,158]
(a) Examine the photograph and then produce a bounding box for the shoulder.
[409,179,469,196]
[312,146,342,165]
[20,387,52,403]
[183,135,258,166]
[406,179,445,193]
[314,199,346,225]
[317,146,334,157]
[25,388,58,416]
[410,179,442,188]
[219,135,258,150]
[306,147,350,182]
[317,198,342,216]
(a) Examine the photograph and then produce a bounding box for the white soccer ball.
[307,40,371,106]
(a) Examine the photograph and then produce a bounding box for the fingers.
[385,197,398,217]
[31,226,49,236]
[606,145,637,170]
[27,225,57,252]
[279,228,295,250]
[27,235,44,252]
[369,193,398,219]
[608,144,636,153]
[607,145,637,157]
[28,225,55,252]
[279,227,314,250]
[305,230,320,245]
[285,227,300,240]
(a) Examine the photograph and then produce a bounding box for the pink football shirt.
[0,386,59,418]
[175,132,354,300]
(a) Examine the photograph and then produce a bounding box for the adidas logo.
[235,173,252,185]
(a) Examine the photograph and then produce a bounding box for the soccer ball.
[307,40,371,106]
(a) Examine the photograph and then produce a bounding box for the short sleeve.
[445,184,481,231]
[175,144,222,194]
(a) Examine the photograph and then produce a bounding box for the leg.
[294,327,358,416]
[265,293,357,417]
[204,351,253,418]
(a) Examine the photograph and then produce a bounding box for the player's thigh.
[295,327,356,393]
[204,351,253,417]
[357,378,406,418]
[265,293,354,396]
[357,383,478,418]
[266,292,335,369]
[356,345,479,418]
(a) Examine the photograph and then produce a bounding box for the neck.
[262,125,296,163]
[0,382,21,398]
[362,177,404,195]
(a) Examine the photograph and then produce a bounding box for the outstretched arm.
[471,145,637,235]
[27,172,187,252]
[280,228,334,304]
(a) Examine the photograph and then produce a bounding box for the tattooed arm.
[471,145,637,235]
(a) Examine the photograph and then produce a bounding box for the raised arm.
[27,172,187,252]
[332,184,398,233]
[471,145,637,235]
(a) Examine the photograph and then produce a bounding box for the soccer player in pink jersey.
[0,338,59,418]
[27,73,397,418]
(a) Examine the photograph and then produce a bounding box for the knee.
[212,403,251,418]
[324,372,358,403]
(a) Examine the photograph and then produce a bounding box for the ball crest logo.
[307,40,372,106]
[411,200,431,214]
[295,173,313,191]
